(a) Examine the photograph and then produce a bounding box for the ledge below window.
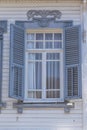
[13,102,74,113]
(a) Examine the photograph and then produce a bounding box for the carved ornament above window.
[27,10,62,27]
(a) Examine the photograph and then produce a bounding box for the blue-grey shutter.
[0,33,3,102]
[9,24,25,100]
[64,25,81,99]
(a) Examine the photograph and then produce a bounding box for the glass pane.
[45,42,52,48]
[28,61,42,90]
[36,91,42,98]
[36,42,43,49]
[45,33,52,40]
[27,42,34,49]
[28,54,35,60]
[54,42,62,48]
[54,33,62,40]
[27,34,34,40]
[35,62,42,89]
[46,91,60,98]
[46,61,60,91]
[47,53,60,60]
[28,91,42,98]
[28,62,34,89]
[35,53,42,60]
[36,33,43,40]
[28,53,42,60]
[53,53,60,60]
[53,61,60,89]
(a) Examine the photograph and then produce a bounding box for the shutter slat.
[9,24,24,100]
[64,25,81,99]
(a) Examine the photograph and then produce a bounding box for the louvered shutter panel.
[0,33,3,102]
[64,25,81,99]
[9,24,25,100]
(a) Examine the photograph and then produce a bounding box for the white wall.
[0,0,83,130]
[81,1,87,130]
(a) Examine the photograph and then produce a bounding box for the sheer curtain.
[28,53,42,98]
[27,33,62,99]
[27,34,34,49]
[46,53,60,98]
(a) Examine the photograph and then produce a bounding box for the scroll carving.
[27,10,62,27]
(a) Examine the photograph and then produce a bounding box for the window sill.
[13,102,74,113]
[23,98,64,103]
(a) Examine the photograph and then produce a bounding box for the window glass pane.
[35,62,42,89]
[36,33,43,40]
[47,53,60,60]
[28,91,42,99]
[28,61,42,92]
[54,41,62,49]
[28,62,34,89]
[28,53,42,60]
[35,53,42,60]
[46,61,60,98]
[28,54,35,60]
[36,91,42,98]
[27,42,34,49]
[46,91,60,98]
[45,33,53,40]
[45,42,52,48]
[53,61,60,89]
[54,33,62,40]
[36,42,43,49]
[27,34,34,40]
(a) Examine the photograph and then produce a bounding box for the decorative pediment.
[27,10,62,27]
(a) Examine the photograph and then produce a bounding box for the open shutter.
[64,25,81,99]
[0,32,3,102]
[9,24,25,100]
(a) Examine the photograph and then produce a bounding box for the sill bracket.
[13,101,74,114]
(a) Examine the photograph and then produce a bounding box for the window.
[25,31,63,102]
[9,23,82,103]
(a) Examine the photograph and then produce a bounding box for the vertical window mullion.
[51,59,53,98]
[60,52,64,100]
[53,33,54,49]
[34,33,36,49]
[43,33,45,49]
[42,52,46,99]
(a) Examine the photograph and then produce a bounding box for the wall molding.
[15,20,73,28]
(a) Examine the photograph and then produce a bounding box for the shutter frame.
[9,24,25,100]
[0,32,3,103]
[64,25,82,99]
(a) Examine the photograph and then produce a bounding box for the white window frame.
[24,29,64,103]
